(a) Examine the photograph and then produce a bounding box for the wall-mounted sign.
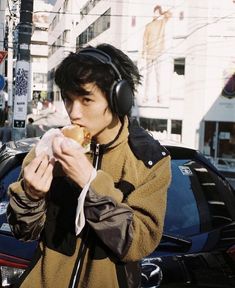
[13,61,30,129]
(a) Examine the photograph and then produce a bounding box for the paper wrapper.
[35,127,95,235]
[35,128,87,159]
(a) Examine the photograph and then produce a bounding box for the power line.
[32,9,235,19]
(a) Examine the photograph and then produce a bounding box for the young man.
[7,43,171,288]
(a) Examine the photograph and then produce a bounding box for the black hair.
[54,43,142,103]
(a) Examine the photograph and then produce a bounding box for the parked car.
[0,138,235,287]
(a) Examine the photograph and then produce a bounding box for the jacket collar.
[90,116,129,153]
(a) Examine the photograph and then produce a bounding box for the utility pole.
[12,0,33,140]
[6,0,19,126]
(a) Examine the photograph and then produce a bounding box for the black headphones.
[78,47,134,117]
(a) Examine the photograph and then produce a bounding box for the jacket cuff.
[9,179,45,208]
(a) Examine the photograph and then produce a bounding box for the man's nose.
[69,101,83,119]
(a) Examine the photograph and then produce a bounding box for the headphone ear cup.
[111,80,134,116]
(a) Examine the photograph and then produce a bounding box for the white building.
[47,0,77,108]
[47,0,235,172]
[30,0,52,105]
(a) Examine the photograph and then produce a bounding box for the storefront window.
[204,121,216,157]
[139,117,167,132]
[204,121,235,172]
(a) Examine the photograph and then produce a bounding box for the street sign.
[0,75,5,91]
[0,51,8,64]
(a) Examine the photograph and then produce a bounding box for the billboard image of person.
[141,5,172,104]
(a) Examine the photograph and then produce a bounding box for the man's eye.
[83,97,92,103]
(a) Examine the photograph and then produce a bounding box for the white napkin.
[35,128,62,159]
[75,168,97,235]
[35,128,83,159]
[35,128,95,235]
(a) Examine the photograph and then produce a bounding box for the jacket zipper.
[70,144,100,288]
[94,143,100,170]
[70,227,89,288]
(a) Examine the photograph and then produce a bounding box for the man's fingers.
[24,153,49,180]
[41,161,54,184]
[24,152,46,173]
[35,155,51,177]
[23,153,55,197]
[52,136,63,158]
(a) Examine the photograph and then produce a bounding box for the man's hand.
[52,136,94,188]
[23,153,55,200]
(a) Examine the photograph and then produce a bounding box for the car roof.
[1,137,196,155]
[0,137,39,156]
[0,137,229,186]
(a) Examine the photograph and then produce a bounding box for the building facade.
[30,0,52,108]
[47,0,235,173]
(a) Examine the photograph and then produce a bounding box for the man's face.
[63,83,115,143]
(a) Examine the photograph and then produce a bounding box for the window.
[80,0,101,19]
[179,11,184,20]
[33,73,47,84]
[171,120,182,135]
[204,121,235,171]
[62,30,70,44]
[174,58,185,75]
[164,159,200,236]
[77,8,111,49]
[139,117,167,132]
[63,0,69,11]
[164,156,235,236]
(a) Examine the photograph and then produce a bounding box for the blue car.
[0,138,235,287]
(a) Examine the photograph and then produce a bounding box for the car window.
[164,157,235,237]
[164,159,200,236]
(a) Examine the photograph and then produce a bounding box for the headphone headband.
[78,48,122,80]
